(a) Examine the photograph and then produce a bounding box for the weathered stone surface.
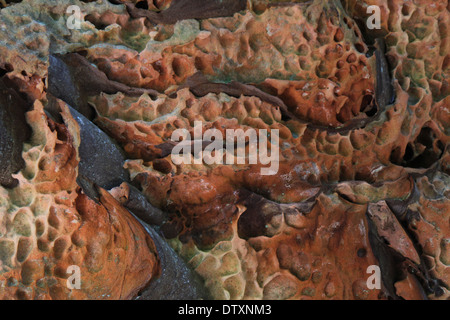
[0,0,448,300]
[0,101,158,300]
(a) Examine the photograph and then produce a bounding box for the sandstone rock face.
[0,100,158,300]
[0,0,448,300]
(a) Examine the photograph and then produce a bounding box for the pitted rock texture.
[0,0,448,300]
[0,101,158,300]
[84,1,376,127]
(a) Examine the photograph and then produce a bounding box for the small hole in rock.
[3,63,13,73]
[360,94,373,113]
[365,104,378,117]
[355,43,365,53]
[357,248,367,258]
[136,1,149,10]
[85,14,108,30]
[403,144,414,162]
[75,49,88,57]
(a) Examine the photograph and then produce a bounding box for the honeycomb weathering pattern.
[0,100,159,299]
[0,0,448,300]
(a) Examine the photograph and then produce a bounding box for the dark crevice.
[126,0,247,25]
[120,182,167,226]
[0,68,7,78]
[337,192,355,204]
[385,181,448,297]
[67,104,131,191]
[366,211,408,300]
[0,65,11,78]
[135,0,149,10]
[0,0,22,9]
[267,1,313,9]
[353,18,377,47]
[237,191,275,240]
[136,223,210,300]
[360,94,378,117]
[364,104,378,117]
[85,14,109,30]
[360,94,373,112]
[1,63,13,75]
[403,143,414,162]
[48,53,160,120]
[76,174,101,203]
[181,72,294,121]
[106,0,123,5]
[1,76,38,106]
[390,126,445,169]
[0,79,31,188]
[374,38,395,109]
[74,49,88,57]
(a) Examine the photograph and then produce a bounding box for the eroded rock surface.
[0,100,159,299]
[0,0,448,300]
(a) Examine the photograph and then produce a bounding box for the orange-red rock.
[0,101,158,300]
[0,0,448,301]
